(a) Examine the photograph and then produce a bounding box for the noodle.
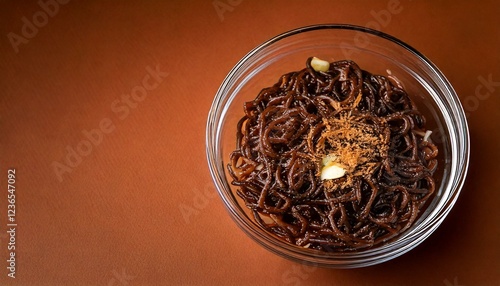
[228,58,439,252]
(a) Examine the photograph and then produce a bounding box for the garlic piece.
[320,154,346,180]
[320,163,346,180]
[311,57,330,72]
[423,130,432,142]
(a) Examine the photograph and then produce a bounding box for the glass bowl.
[206,24,469,268]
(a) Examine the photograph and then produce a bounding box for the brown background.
[1,1,499,285]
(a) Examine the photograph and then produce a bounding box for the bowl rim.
[206,23,470,268]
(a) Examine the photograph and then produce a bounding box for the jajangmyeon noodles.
[228,58,439,252]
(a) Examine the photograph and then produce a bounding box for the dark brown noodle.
[228,58,439,252]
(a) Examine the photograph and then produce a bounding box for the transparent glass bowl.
[206,24,469,268]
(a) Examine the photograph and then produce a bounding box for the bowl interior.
[208,25,467,267]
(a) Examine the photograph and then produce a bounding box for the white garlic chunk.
[423,130,432,142]
[320,163,346,180]
[311,57,330,72]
